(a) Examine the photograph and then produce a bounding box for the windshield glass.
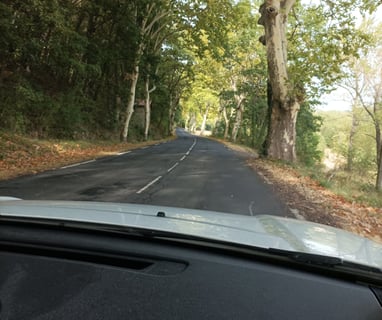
[0,0,381,270]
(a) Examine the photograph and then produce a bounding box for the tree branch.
[282,0,296,15]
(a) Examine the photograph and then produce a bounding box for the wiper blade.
[2,216,381,284]
[269,248,382,275]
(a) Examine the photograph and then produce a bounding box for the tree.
[344,37,382,191]
[258,0,300,161]
[257,0,375,162]
[121,0,172,142]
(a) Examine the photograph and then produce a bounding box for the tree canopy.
[0,0,380,166]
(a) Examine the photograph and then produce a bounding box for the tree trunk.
[376,123,382,191]
[377,147,382,192]
[346,108,358,171]
[222,107,230,139]
[144,75,156,141]
[116,95,122,133]
[144,79,151,141]
[189,113,196,133]
[200,104,210,136]
[168,93,179,135]
[168,96,174,135]
[231,98,244,142]
[121,64,139,142]
[376,149,382,192]
[258,0,300,162]
[267,100,299,161]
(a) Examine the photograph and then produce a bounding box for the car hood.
[0,200,381,269]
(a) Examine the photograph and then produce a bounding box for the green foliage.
[0,0,380,146]
[296,103,323,166]
[288,1,372,98]
[293,163,382,207]
[319,109,376,174]
[0,0,192,140]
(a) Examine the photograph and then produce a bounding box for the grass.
[293,163,382,208]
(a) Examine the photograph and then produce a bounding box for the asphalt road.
[0,129,289,216]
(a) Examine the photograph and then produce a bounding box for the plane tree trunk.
[258,0,301,162]
[121,62,140,142]
[200,104,210,136]
[144,74,156,141]
[231,97,244,143]
[376,123,382,191]
[168,93,180,135]
[222,106,230,139]
[120,3,170,142]
[230,78,245,143]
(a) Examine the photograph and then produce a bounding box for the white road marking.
[248,201,255,216]
[117,151,131,155]
[167,163,179,172]
[137,138,196,194]
[61,160,96,169]
[290,208,306,220]
[136,176,162,194]
[257,171,273,185]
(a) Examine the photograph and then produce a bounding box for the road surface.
[0,129,289,216]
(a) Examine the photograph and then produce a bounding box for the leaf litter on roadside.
[249,158,382,244]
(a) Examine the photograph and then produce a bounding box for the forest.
[1,0,382,196]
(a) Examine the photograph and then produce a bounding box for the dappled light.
[0,0,382,242]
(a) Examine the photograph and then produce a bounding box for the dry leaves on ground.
[249,159,382,243]
[217,139,382,243]
[0,133,172,180]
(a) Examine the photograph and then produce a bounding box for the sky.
[318,89,351,111]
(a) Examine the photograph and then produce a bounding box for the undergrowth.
[294,163,382,208]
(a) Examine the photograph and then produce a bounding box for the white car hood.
[0,200,381,269]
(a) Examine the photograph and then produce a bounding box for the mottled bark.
[231,98,244,143]
[121,4,168,141]
[258,0,300,162]
[230,78,245,143]
[222,107,230,139]
[168,93,180,135]
[121,64,139,142]
[267,100,299,161]
[200,104,210,136]
[376,124,382,191]
[144,74,156,141]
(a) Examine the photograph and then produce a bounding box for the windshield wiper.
[2,216,381,284]
[268,248,382,277]
[103,224,382,278]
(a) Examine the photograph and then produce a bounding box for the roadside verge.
[0,132,173,181]
[218,138,382,243]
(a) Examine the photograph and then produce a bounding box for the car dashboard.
[0,220,381,320]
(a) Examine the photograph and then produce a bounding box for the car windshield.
[0,0,382,271]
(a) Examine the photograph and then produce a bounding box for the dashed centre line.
[167,162,179,172]
[135,137,197,194]
[136,176,162,194]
